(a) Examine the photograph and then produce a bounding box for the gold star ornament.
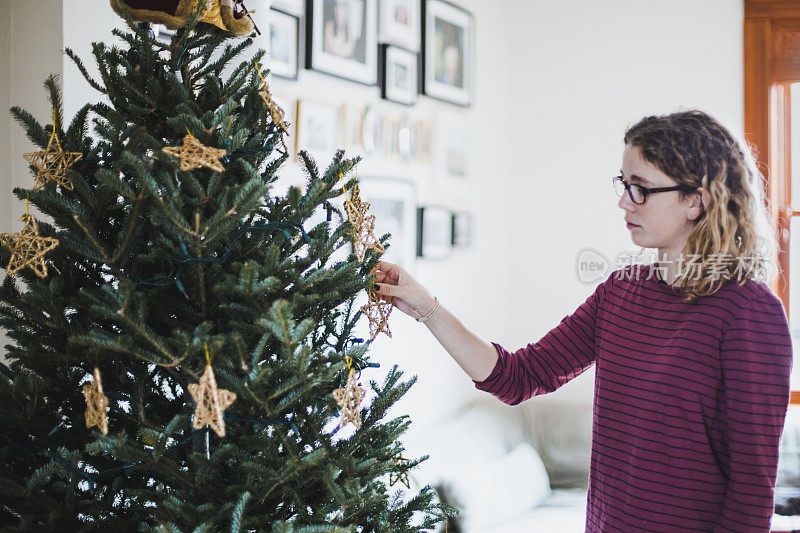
[23,129,82,190]
[332,367,366,430]
[188,364,237,437]
[83,367,109,435]
[0,216,59,278]
[258,81,290,152]
[361,273,393,341]
[344,183,385,263]
[162,133,227,172]
[389,453,412,489]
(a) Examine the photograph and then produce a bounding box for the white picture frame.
[295,99,339,164]
[357,177,417,272]
[272,0,305,15]
[379,0,420,51]
[307,0,378,85]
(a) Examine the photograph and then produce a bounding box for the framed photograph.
[421,0,472,106]
[269,8,300,80]
[379,0,420,51]
[416,120,434,162]
[340,103,365,154]
[295,99,339,163]
[380,45,418,105]
[451,211,472,247]
[357,177,417,272]
[416,205,451,259]
[398,117,415,160]
[307,0,378,85]
[383,115,401,158]
[438,117,469,181]
[362,106,384,155]
[273,0,305,15]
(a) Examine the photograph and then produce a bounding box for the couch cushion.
[439,442,552,532]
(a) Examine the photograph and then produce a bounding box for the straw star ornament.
[23,129,82,190]
[389,453,412,489]
[258,81,290,152]
[162,133,227,172]
[332,366,366,430]
[83,367,109,435]
[361,285,393,341]
[0,215,59,278]
[188,364,237,437]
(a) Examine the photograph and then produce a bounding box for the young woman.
[372,110,793,532]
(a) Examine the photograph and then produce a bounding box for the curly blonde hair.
[624,110,778,303]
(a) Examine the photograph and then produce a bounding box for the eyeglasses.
[612,176,697,205]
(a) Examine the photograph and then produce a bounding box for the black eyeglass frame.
[612,176,697,205]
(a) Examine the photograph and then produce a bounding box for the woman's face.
[618,144,703,256]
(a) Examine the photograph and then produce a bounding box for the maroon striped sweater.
[473,263,793,532]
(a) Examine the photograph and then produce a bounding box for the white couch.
[404,398,800,532]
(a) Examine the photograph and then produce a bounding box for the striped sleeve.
[713,296,793,532]
[472,274,612,405]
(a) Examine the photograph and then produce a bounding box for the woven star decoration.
[258,82,290,152]
[23,129,82,190]
[188,364,237,437]
[389,453,412,489]
[162,133,227,173]
[361,280,393,341]
[353,214,386,263]
[0,216,59,278]
[83,367,109,435]
[344,183,371,233]
[332,368,366,430]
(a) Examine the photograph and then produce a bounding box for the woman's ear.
[687,187,711,222]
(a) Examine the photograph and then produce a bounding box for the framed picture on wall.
[379,0,420,51]
[307,0,378,85]
[380,44,418,105]
[340,103,365,154]
[295,99,339,163]
[269,8,300,80]
[362,106,384,155]
[357,177,417,272]
[421,0,472,106]
[416,205,451,259]
[451,211,472,247]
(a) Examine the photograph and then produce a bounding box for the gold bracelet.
[416,297,440,323]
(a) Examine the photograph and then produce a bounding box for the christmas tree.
[0,5,453,531]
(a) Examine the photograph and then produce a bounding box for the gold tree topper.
[23,128,82,190]
[332,365,366,430]
[188,363,237,437]
[0,215,59,278]
[83,367,109,435]
[162,133,227,172]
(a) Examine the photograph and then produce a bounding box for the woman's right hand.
[371,261,437,320]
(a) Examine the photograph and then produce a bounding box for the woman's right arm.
[372,261,498,382]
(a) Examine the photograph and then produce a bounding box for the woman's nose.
[618,192,636,211]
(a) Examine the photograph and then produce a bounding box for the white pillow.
[439,442,552,532]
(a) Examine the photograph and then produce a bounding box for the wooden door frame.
[744,0,800,401]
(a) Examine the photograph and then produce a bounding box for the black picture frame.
[420,0,473,107]
[379,44,419,106]
[306,0,379,85]
[416,205,452,259]
[269,8,301,80]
